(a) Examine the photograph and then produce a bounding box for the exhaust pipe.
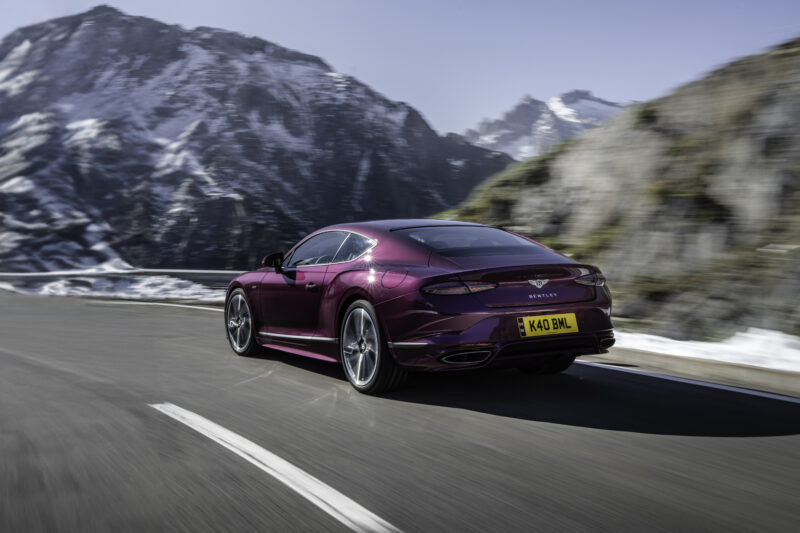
[441,350,492,365]
[598,337,616,352]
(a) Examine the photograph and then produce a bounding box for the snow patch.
[66,118,104,137]
[0,70,39,96]
[0,263,228,303]
[2,275,225,303]
[547,95,619,125]
[615,328,800,373]
[0,39,32,83]
[2,132,51,153]
[547,96,581,123]
[9,112,55,132]
[477,132,500,145]
[152,120,241,200]
[326,72,350,91]
[0,231,25,253]
[0,176,35,193]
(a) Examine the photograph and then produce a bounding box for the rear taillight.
[422,281,497,295]
[574,273,606,286]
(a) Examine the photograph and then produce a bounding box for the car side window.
[333,233,375,263]
[284,231,347,268]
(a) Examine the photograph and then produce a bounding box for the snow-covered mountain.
[0,6,511,271]
[464,91,623,160]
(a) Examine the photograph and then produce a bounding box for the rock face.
[444,38,800,340]
[464,91,622,160]
[0,6,511,271]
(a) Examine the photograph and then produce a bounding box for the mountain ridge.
[464,90,622,160]
[0,5,511,271]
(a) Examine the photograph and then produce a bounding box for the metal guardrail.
[0,269,245,290]
[0,268,244,278]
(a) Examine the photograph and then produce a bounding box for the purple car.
[225,219,614,393]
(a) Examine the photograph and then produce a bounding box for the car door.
[260,231,348,336]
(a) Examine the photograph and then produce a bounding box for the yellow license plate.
[517,313,579,337]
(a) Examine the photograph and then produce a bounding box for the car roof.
[326,219,486,233]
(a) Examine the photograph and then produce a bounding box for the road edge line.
[96,300,223,312]
[576,361,800,404]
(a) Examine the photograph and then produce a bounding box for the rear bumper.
[376,279,613,371]
[388,329,614,371]
[381,298,614,371]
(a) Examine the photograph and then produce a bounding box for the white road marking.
[149,402,401,533]
[577,361,800,404]
[96,300,224,312]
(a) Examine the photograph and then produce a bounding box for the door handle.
[306,282,318,292]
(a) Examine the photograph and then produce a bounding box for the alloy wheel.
[341,307,379,387]
[227,293,252,352]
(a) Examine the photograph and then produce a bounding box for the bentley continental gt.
[225,219,614,393]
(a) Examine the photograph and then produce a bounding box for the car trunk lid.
[458,263,597,308]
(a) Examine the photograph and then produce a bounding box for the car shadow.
[250,350,800,437]
[384,363,800,437]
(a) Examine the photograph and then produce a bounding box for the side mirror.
[261,252,284,272]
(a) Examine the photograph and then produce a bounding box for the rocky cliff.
[442,38,800,340]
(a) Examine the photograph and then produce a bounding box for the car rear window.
[333,232,375,263]
[394,226,549,257]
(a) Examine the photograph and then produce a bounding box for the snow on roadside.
[0,275,224,304]
[615,329,800,373]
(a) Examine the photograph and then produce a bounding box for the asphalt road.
[1,292,798,532]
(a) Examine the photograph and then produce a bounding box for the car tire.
[225,288,263,357]
[340,300,407,394]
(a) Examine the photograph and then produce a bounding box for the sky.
[2,0,799,133]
